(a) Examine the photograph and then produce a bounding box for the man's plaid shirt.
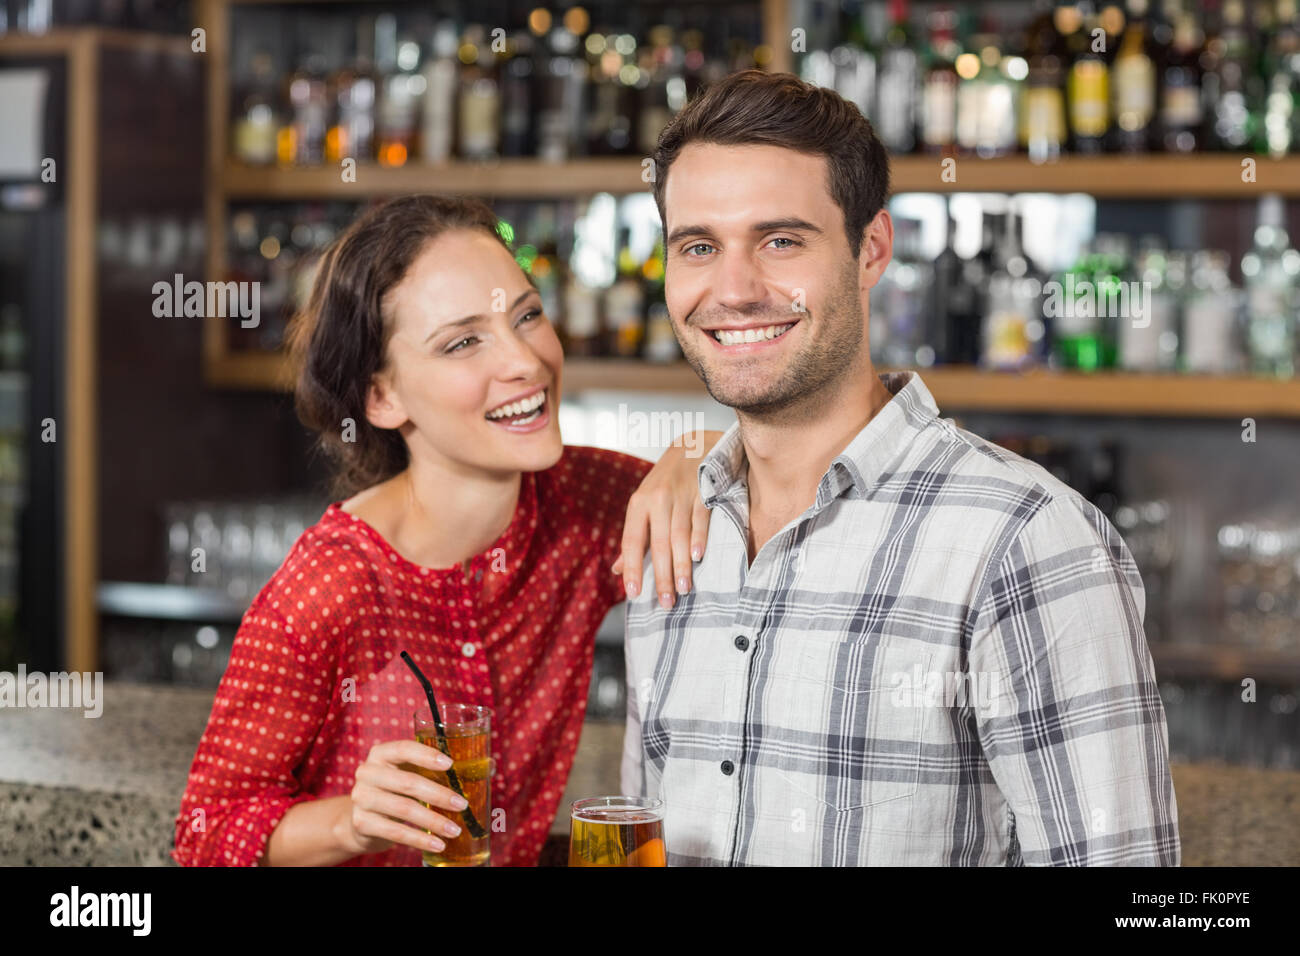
[622,371,1180,866]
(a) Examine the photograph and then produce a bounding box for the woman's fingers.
[355,784,464,841]
[351,805,448,854]
[619,492,648,599]
[357,757,468,815]
[645,489,676,609]
[669,494,694,596]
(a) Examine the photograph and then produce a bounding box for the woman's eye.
[446,336,478,353]
[517,309,542,325]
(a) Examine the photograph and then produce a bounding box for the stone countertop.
[1,682,1296,866]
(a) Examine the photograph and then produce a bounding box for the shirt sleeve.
[967,493,1181,866]
[172,596,335,867]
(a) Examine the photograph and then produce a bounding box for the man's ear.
[857,209,894,292]
[365,370,407,431]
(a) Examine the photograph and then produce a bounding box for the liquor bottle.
[1242,194,1300,377]
[586,21,637,156]
[420,21,460,164]
[920,7,959,154]
[285,54,329,166]
[876,217,935,367]
[978,31,1023,158]
[1120,238,1179,371]
[982,204,1044,370]
[536,26,586,162]
[1066,5,1112,153]
[458,25,502,161]
[1111,0,1162,152]
[1021,0,1068,164]
[1160,3,1204,152]
[1259,0,1300,157]
[877,0,919,154]
[232,51,279,165]
[1207,0,1258,149]
[605,228,646,357]
[376,18,423,166]
[834,2,877,119]
[328,19,377,165]
[933,209,979,364]
[641,239,679,363]
[1182,250,1243,373]
[638,26,676,155]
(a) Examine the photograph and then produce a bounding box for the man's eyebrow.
[424,288,537,342]
[665,218,824,247]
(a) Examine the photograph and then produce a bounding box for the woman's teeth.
[711,323,794,345]
[486,390,546,424]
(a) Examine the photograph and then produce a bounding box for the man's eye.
[685,243,714,257]
[769,237,799,249]
[447,336,478,353]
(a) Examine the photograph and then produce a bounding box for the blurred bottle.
[1120,238,1179,371]
[1206,0,1259,150]
[376,18,423,166]
[876,217,935,368]
[1066,4,1111,153]
[982,203,1045,370]
[638,25,684,155]
[284,55,329,166]
[327,18,377,165]
[642,240,679,363]
[1181,249,1244,373]
[932,209,979,364]
[499,29,536,159]
[1111,0,1162,153]
[1160,3,1204,152]
[536,25,586,161]
[1242,194,1300,377]
[1259,0,1300,157]
[458,25,502,161]
[1021,0,1068,164]
[605,227,645,358]
[420,21,460,164]
[920,6,959,154]
[233,51,279,165]
[877,0,919,154]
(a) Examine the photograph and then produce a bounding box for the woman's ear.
[365,370,407,430]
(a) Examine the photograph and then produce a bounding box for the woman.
[173,195,717,867]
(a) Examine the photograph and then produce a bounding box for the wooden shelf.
[215,352,1300,419]
[890,154,1300,197]
[221,158,653,200]
[1150,643,1300,684]
[564,360,1300,419]
[217,155,1300,201]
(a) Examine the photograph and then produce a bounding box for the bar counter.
[1,682,1295,866]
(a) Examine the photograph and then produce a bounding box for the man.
[620,70,1180,866]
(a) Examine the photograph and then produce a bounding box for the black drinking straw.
[400,650,487,839]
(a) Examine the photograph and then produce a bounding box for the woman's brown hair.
[289,194,511,498]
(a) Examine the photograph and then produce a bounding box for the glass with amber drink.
[408,704,492,866]
[568,796,666,867]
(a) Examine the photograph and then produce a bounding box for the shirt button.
[473,569,483,582]
[720,760,734,776]
[733,635,749,652]
[461,642,476,658]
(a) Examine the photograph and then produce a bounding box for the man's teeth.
[487,390,546,421]
[711,324,794,345]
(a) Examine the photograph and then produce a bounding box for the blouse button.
[461,642,477,658]
[473,569,483,582]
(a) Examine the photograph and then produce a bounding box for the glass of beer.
[568,796,666,867]
[410,704,493,867]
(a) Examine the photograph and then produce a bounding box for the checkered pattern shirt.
[622,371,1180,866]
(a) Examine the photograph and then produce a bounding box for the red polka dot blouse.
[172,445,652,867]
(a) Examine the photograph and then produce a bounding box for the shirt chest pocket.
[786,636,932,812]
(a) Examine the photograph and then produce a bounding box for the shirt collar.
[698,370,941,507]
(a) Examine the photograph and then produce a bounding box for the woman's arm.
[616,429,725,608]
[259,795,359,867]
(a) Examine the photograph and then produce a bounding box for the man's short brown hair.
[652,69,891,259]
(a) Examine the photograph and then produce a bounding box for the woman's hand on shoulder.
[614,430,724,609]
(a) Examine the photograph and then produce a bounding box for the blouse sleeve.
[172,594,337,867]
[580,447,655,609]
